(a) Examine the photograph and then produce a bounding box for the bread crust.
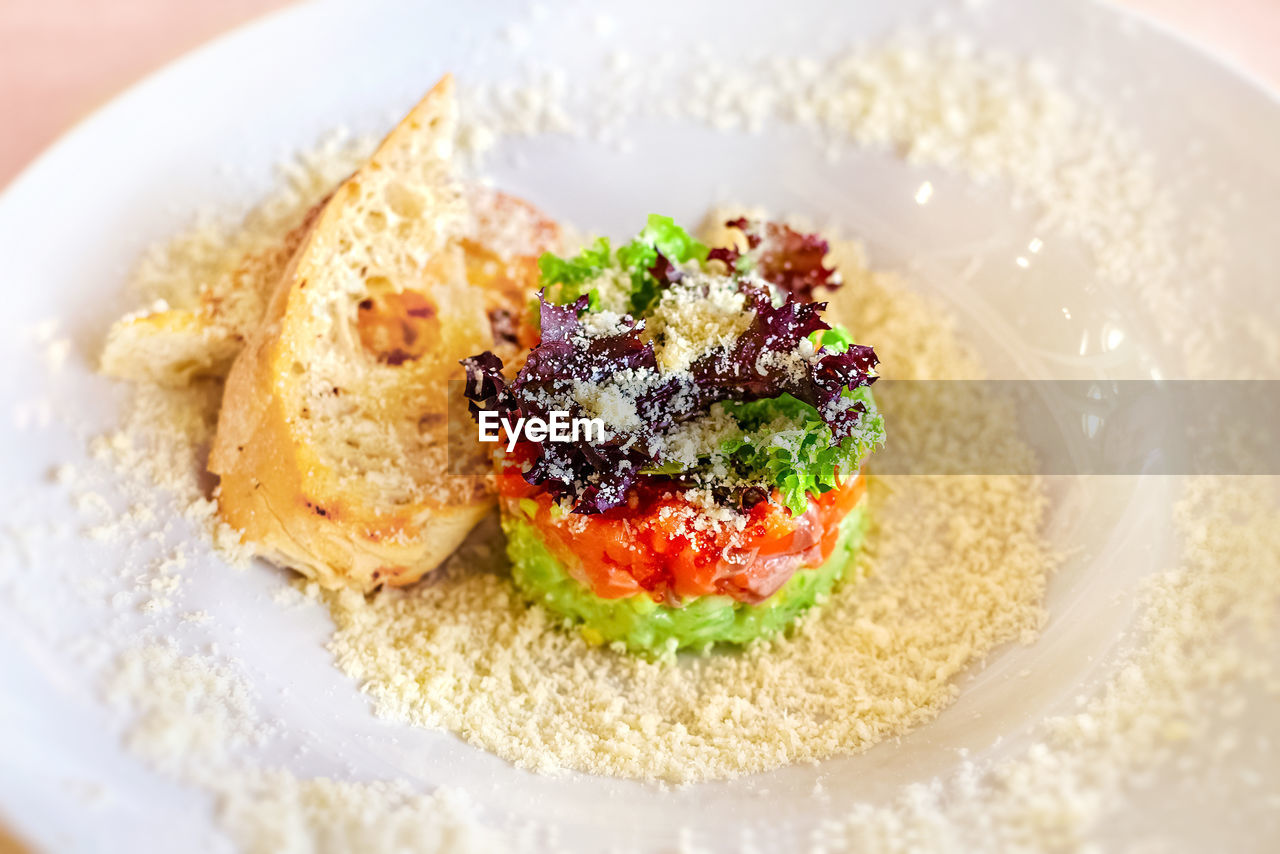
[208,76,558,591]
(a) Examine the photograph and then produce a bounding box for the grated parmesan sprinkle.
[645,273,754,373]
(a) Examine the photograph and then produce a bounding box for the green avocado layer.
[501,502,868,655]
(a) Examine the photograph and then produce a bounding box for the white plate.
[1,0,1277,851]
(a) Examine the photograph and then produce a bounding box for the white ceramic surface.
[0,0,1277,851]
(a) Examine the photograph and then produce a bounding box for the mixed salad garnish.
[462,215,884,518]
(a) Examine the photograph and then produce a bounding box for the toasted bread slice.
[208,76,557,591]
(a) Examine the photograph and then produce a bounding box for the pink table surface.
[3,0,1280,190]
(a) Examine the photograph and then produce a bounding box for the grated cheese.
[646,273,754,373]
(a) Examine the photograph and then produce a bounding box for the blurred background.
[2,0,1279,188]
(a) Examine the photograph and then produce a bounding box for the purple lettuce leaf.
[709,217,841,302]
